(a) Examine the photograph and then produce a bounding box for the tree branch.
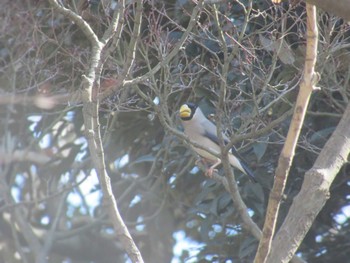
[48,1,144,262]
[254,4,319,263]
[267,101,350,262]
[123,0,143,76]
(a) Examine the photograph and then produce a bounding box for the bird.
[179,102,256,182]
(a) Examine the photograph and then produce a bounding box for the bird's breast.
[191,137,221,161]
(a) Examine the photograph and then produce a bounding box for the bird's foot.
[195,158,218,178]
[205,167,218,178]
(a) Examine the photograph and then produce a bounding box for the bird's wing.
[203,129,244,160]
[203,127,256,182]
[200,118,229,142]
[202,128,229,146]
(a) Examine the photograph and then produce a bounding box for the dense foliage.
[0,0,349,262]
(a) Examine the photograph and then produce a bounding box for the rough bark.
[267,101,350,262]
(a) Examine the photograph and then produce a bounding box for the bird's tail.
[240,161,257,183]
[228,153,257,183]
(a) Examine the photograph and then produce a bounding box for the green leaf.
[252,137,269,161]
[309,127,335,145]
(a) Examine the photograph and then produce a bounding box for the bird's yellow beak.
[180,104,191,118]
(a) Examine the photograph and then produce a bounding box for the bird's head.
[179,103,198,121]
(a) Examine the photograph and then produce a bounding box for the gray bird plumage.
[179,103,256,182]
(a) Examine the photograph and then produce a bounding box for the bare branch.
[254,4,319,263]
[267,101,350,262]
[48,1,144,262]
[120,0,204,88]
[47,0,100,46]
[123,0,143,76]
